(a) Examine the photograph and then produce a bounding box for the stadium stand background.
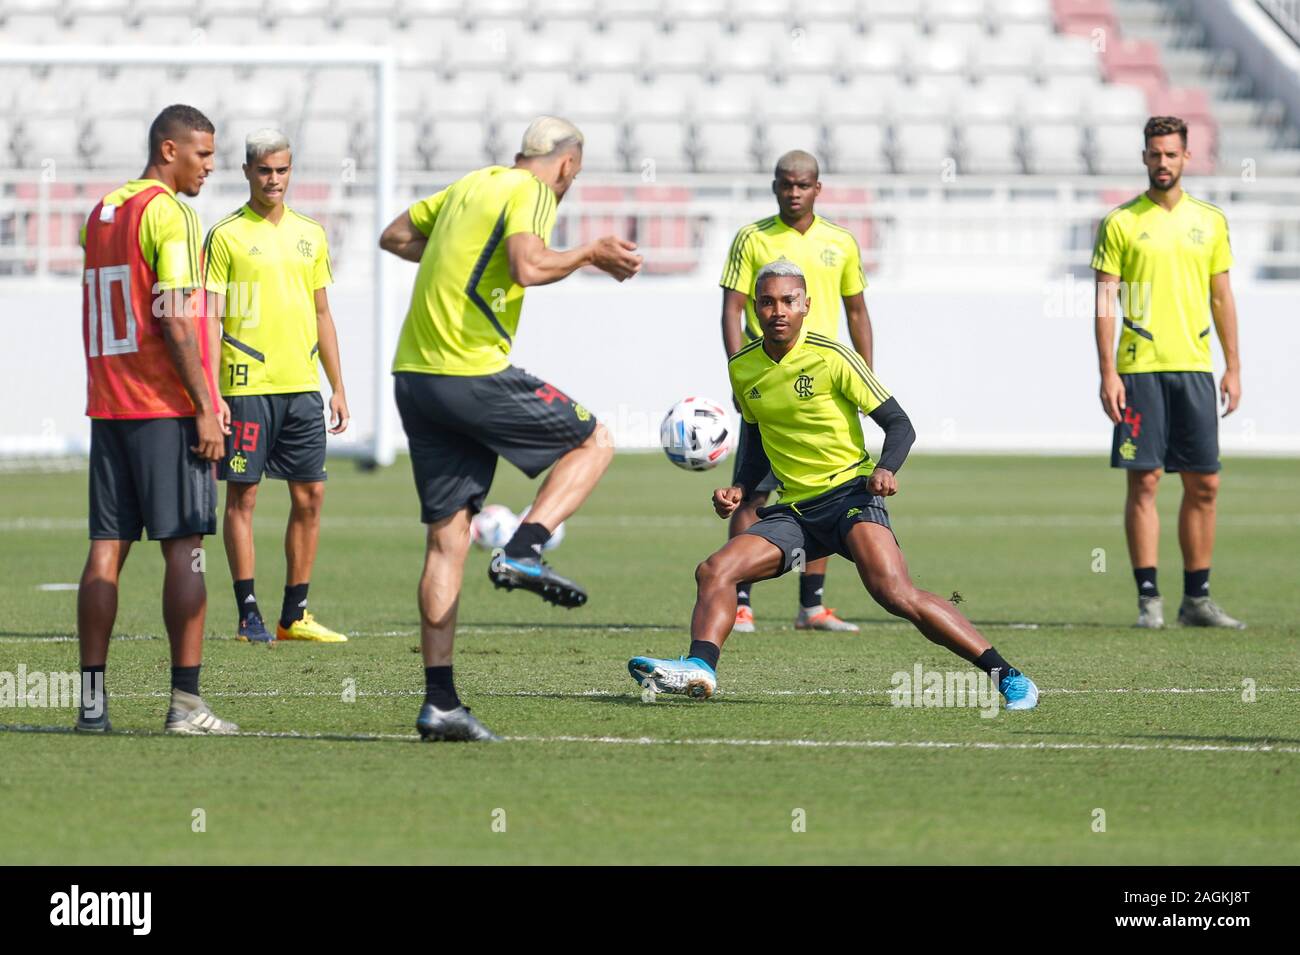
[2,0,1299,459]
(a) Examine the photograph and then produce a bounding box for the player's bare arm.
[159,288,223,461]
[843,292,873,368]
[378,210,429,262]
[206,288,231,433]
[720,288,748,358]
[314,287,350,433]
[1209,270,1242,416]
[1094,268,1126,423]
[506,231,641,286]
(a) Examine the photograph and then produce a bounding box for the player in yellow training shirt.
[1093,116,1245,630]
[719,149,874,634]
[379,116,643,741]
[627,260,1040,712]
[204,129,351,645]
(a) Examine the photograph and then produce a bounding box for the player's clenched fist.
[193,410,226,462]
[713,485,745,518]
[591,236,642,281]
[866,467,897,497]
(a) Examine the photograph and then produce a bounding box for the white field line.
[1,722,1297,755]
[12,685,1298,701]
[6,513,1300,533]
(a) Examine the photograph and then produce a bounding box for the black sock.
[280,582,309,628]
[1184,567,1210,598]
[974,648,1017,683]
[80,664,106,718]
[424,665,461,710]
[799,573,826,610]
[504,521,550,559]
[171,665,200,697]
[736,584,752,608]
[234,578,260,620]
[1134,566,1159,598]
[688,640,720,671]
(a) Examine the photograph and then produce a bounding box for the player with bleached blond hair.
[379,116,643,741]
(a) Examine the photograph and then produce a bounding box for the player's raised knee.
[869,579,919,620]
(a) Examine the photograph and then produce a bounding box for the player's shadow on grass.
[1019,728,1300,746]
[0,631,77,639]
[469,621,677,631]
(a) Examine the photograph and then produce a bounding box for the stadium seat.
[573,120,626,172]
[425,117,495,170]
[783,28,842,76]
[910,39,972,79]
[710,34,776,80]
[494,73,568,122]
[761,75,838,120]
[969,38,1037,77]
[624,76,705,120]
[694,78,760,121]
[959,122,1024,174]
[556,75,641,121]
[1100,37,1165,87]
[823,122,890,174]
[1037,34,1101,79]
[892,121,955,174]
[988,0,1053,25]
[955,82,1020,123]
[1089,121,1142,174]
[756,120,825,169]
[823,75,903,123]
[1085,83,1149,123]
[625,119,693,173]
[925,0,987,23]
[841,37,906,77]
[1148,86,1215,127]
[1025,122,1088,173]
[693,119,761,172]
[895,79,955,121]
[578,31,643,76]
[643,23,716,75]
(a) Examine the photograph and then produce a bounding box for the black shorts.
[1111,371,1220,473]
[219,392,327,483]
[744,476,893,575]
[731,422,779,496]
[394,367,598,524]
[88,417,217,541]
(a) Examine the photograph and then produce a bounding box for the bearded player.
[76,105,238,735]
[629,260,1039,711]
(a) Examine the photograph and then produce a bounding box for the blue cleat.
[999,670,1039,711]
[237,610,274,644]
[627,655,718,700]
[488,550,587,608]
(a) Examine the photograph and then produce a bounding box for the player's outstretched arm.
[506,232,642,287]
[1094,269,1126,424]
[378,211,429,262]
[865,398,916,497]
[1209,270,1242,416]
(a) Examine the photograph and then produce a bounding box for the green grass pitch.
[1,453,1297,864]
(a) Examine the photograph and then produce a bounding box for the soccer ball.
[660,396,736,471]
[519,505,565,551]
[470,504,519,550]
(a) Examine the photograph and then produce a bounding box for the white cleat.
[164,689,240,735]
[1178,596,1246,629]
[1135,595,1165,629]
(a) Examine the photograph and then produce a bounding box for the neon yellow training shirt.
[80,178,202,290]
[392,166,558,377]
[203,204,332,396]
[1092,192,1232,374]
[720,214,867,343]
[729,330,891,504]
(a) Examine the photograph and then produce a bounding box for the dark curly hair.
[1144,116,1188,147]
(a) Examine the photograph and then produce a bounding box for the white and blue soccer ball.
[520,505,565,551]
[470,504,519,550]
[660,396,736,472]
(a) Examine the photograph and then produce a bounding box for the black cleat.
[487,550,588,608]
[416,703,501,742]
[74,711,112,733]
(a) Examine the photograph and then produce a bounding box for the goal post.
[0,44,399,466]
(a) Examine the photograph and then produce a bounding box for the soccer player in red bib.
[76,105,238,735]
